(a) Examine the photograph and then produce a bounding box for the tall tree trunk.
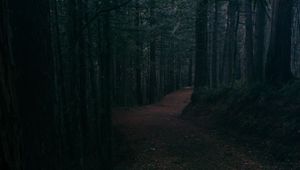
[149,0,157,103]
[254,0,266,82]
[221,0,239,86]
[0,1,22,169]
[265,0,294,85]
[135,0,143,105]
[9,0,57,169]
[78,0,88,168]
[188,57,193,86]
[53,0,66,168]
[245,0,254,83]
[211,0,219,88]
[194,0,209,88]
[232,7,240,81]
[66,0,83,168]
[102,6,112,169]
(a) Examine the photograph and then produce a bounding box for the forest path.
[113,88,262,170]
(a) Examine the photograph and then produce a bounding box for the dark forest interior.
[1,0,300,169]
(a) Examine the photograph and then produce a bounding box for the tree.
[135,0,143,105]
[149,0,157,103]
[9,0,58,169]
[254,0,267,82]
[211,0,219,88]
[245,0,254,83]
[102,0,113,168]
[195,0,208,88]
[265,0,294,85]
[221,0,239,86]
[0,0,22,169]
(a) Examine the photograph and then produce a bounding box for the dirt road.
[113,88,263,170]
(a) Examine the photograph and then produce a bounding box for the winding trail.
[113,88,262,170]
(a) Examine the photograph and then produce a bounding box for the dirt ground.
[113,88,264,170]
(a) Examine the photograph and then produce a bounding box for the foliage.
[186,81,300,162]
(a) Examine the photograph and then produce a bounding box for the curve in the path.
[113,88,262,170]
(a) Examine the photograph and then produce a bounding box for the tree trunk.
[135,0,143,105]
[194,0,209,88]
[149,0,157,103]
[66,0,82,168]
[265,0,294,85]
[221,0,238,86]
[254,0,266,82]
[78,0,88,168]
[211,0,219,88]
[102,7,112,169]
[0,1,22,169]
[9,0,57,169]
[245,0,254,83]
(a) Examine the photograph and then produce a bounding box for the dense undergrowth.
[183,81,300,166]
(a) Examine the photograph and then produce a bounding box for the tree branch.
[78,0,133,40]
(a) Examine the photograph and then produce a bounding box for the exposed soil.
[113,88,264,170]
